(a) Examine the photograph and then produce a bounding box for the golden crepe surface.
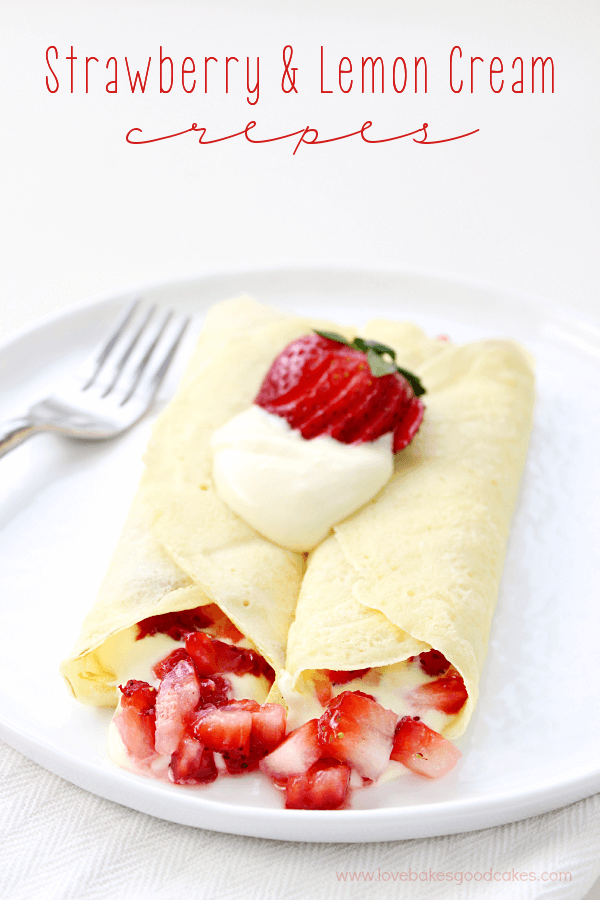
[60,297,354,706]
[283,322,535,739]
[61,298,535,748]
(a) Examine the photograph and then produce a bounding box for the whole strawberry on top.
[210,329,426,551]
[254,331,425,452]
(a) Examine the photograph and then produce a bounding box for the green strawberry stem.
[313,330,426,396]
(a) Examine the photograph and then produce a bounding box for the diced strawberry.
[317,691,398,781]
[197,675,232,708]
[169,734,218,785]
[195,701,287,775]
[391,716,461,778]
[119,679,157,713]
[152,647,191,681]
[203,604,245,642]
[409,670,468,715]
[225,698,261,712]
[285,759,351,810]
[154,659,201,756]
[416,650,450,677]
[221,741,265,775]
[260,719,323,781]
[185,632,218,676]
[137,606,213,641]
[250,703,287,753]
[313,672,332,706]
[254,333,424,449]
[191,706,253,755]
[116,680,157,762]
[211,640,275,683]
[327,668,371,684]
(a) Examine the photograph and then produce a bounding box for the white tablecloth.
[2,738,600,900]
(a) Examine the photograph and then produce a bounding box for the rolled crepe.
[283,322,535,739]
[60,297,355,706]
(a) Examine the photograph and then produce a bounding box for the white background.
[1,0,599,337]
[1,1,600,898]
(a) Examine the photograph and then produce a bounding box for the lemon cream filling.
[278,662,455,739]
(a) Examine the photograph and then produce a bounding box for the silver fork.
[0,299,190,459]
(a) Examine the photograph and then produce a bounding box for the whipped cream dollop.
[210,405,394,551]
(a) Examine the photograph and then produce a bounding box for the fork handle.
[0,415,39,459]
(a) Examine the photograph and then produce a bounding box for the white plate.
[1,266,600,843]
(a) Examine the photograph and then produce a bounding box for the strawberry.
[254,333,425,451]
[313,672,332,706]
[116,680,157,762]
[192,706,253,755]
[191,702,286,775]
[154,659,201,756]
[170,734,218,785]
[210,639,275,683]
[137,605,213,641]
[415,650,450,678]
[259,719,323,781]
[199,603,245,642]
[391,717,461,778]
[408,670,468,715]
[185,632,218,676]
[197,675,232,708]
[317,691,398,781]
[285,760,351,810]
[152,647,191,681]
[250,703,287,752]
[327,668,371,685]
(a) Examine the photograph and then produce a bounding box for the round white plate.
[1,267,599,843]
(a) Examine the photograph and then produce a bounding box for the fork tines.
[81,299,190,405]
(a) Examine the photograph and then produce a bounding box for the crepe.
[60,297,355,706]
[283,322,535,739]
[61,299,535,749]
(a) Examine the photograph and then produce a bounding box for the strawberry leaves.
[313,330,426,396]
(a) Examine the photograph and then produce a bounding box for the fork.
[0,299,190,459]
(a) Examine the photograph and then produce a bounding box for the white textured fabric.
[1,739,600,900]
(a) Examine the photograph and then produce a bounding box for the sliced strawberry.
[254,333,424,449]
[116,680,157,762]
[169,734,218,785]
[327,668,371,685]
[317,691,397,781]
[285,760,351,810]
[392,395,424,452]
[416,650,450,677]
[152,647,191,681]
[409,670,468,715]
[191,706,253,755]
[185,632,218,677]
[259,719,323,781]
[250,703,287,753]
[391,716,462,778]
[137,606,213,641]
[154,659,201,756]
